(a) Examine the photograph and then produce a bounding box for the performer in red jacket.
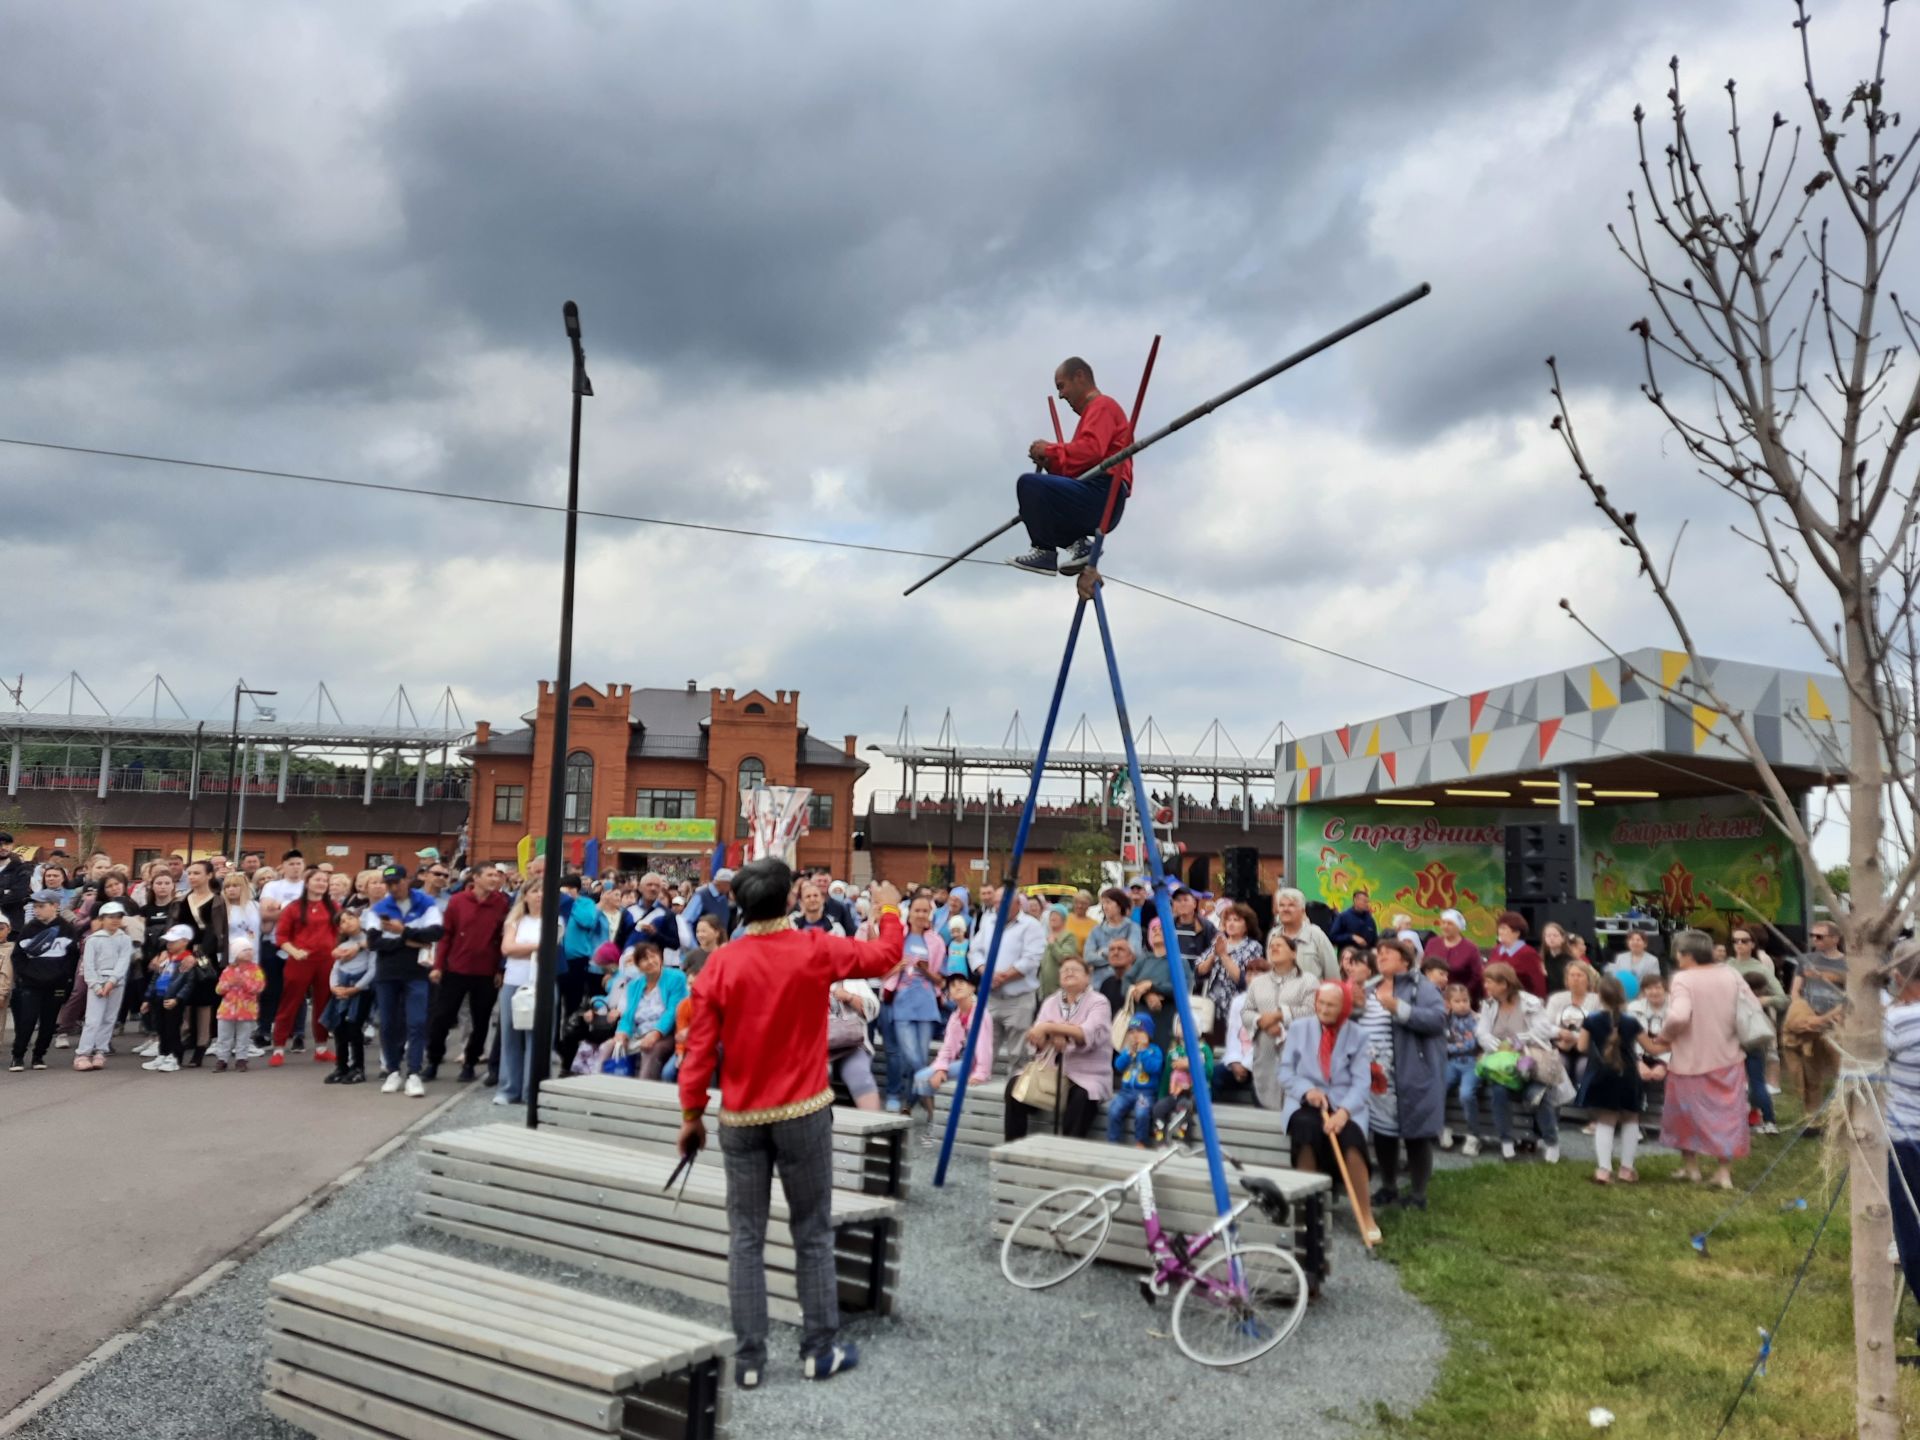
[677,860,904,1389]
[1007,355,1135,577]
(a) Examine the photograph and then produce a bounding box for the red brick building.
[463,681,865,878]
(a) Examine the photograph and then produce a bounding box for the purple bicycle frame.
[1135,1166,1248,1300]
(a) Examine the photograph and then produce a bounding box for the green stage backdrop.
[1296,793,1802,942]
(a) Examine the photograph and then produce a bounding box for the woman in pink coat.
[1645,929,1748,1187]
[1004,954,1113,1141]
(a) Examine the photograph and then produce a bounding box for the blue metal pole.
[1090,583,1234,1220]
[932,598,1093,1187]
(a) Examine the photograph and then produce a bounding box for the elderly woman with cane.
[675,859,905,1391]
[1279,981,1381,1246]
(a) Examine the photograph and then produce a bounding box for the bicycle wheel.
[1171,1242,1309,1366]
[1000,1185,1114,1289]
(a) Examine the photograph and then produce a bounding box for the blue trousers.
[375,974,431,1077]
[1744,1048,1776,1125]
[889,1015,936,1104]
[1016,473,1126,551]
[1107,1089,1155,1144]
[1894,1140,1920,1345]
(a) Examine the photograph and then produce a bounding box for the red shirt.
[276,898,340,963]
[678,912,904,1122]
[1042,393,1134,492]
[1501,943,1548,1000]
[438,887,511,977]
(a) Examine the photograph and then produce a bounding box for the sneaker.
[53,1034,70,1049]
[802,1342,859,1381]
[269,1051,286,1068]
[1543,1144,1561,1165]
[345,1067,366,1085]
[315,1048,336,1064]
[1371,1187,1400,1209]
[382,1072,404,1095]
[136,1039,160,1058]
[324,1068,346,1086]
[736,1365,762,1391]
[155,1056,180,1073]
[405,1074,426,1098]
[919,1130,937,1150]
[1766,1083,1782,1096]
[1762,1122,1780,1135]
[1006,546,1059,575]
[457,1065,477,1083]
[245,1044,266,1059]
[212,1060,229,1073]
[1500,1141,1517,1161]
[6,1062,22,1073]
[1057,538,1096,576]
[1437,1126,1454,1151]
[72,1057,91,1072]
[883,1097,903,1114]
[141,1055,167,1071]
[31,1061,48,1070]
[1461,1136,1481,1158]
[290,1035,306,1053]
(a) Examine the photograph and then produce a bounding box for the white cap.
[163,924,195,943]
[97,901,127,917]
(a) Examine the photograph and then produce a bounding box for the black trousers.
[153,999,185,1059]
[254,949,285,1043]
[428,972,498,1068]
[9,984,62,1063]
[1003,1076,1099,1141]
[1373,1134,1436,1202]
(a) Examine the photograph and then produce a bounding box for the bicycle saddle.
[1241,1175,1291,1224]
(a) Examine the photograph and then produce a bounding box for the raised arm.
[810,883,906,982]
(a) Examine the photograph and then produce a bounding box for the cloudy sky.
[0,0,1906,823]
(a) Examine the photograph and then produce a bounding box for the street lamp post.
[220,683,277,858]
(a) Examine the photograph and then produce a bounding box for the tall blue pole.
[931,599,1094,1186]
[1090,583,1234,1220]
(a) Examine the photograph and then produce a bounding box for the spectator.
[321,913,372,1084]
[681,913,726,975]
[1491,911,1546,999]
[1231,929,1317,1111]
[1471,961,1555,1162]
[1608,930,1662,995]
[1538,921,1578,996]
[1576,975,1646,1184]
[132,868,188,1057]
[496,886,544,1107]
[1729,927,1787,1134]
[271,871,340,1067]
[1328,888,1379,950]
[1194,901,1259,1037]
[827,977,883,1109]
[558,877,612,1018]
[1279,981,1381,1245]
[1063,890,1097,948]
[1128,916,1182,1055]
[0,832,32,932]
[210,939,265,1073]
[614,939,690,1081]
[1740,971,1781,1136]
[1424,909,1484,1004]
[428,862,510,1082]
[1792,919,1846,1000]
[1150,1012,1213,1144]
[1081,887,1141,988]
[1783,949,1846,1128]
[618,872,682,968]
[1166,885,1217,969]
[1007,954,1113,1140]
[259,850,309,909]
[1271,888,1337,981]
[682,868,737,946]
[1340,945,1376,989]
[1038,906,1078,999]
[1545,960,1603,1025]
[138,923,198,1074]
[1880,941,1920,1363]
[367,864,444,1098]
[0,915,12,1054]
[1365,937,1446,1211]
[1644,929,1748,1188]
[911,970,991,1146]
[1096,934,1137,1016]
[73,901,132,1070]
[1437,984,1479,1153]
[177,861,228,1067]
[1106,1014,1163,1146]
[975,884,1045,1071]
[883,895,946,1113]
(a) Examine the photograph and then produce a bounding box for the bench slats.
[269,1340,606,1440]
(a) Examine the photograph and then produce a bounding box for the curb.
[0,1083,476,1437]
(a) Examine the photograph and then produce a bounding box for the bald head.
[1054,356,1099,415]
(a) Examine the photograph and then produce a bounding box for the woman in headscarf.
[1423,909,1484,1004]
[1279,981,1380,1245]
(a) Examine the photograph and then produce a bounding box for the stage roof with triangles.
[1274,648,1846,807]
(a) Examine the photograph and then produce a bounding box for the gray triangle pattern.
[1619,673,1647,705]
[1564,674,1587,715]
[1413,748,1432,787]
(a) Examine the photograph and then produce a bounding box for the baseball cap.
[380,864,409,884]
[714,868,736,883]
[416,847,442,862]
[163,923,194,943]
[97,901,126,917]
[31,888,62,904]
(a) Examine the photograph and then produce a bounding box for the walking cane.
[1324,1112,1379,1253]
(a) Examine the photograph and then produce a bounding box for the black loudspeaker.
[1187,854,1212,893]
[1505,823,1576,902]
[1222,846,1261,902]
[1512,898,1597,949]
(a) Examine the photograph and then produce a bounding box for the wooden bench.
[538,1075,913,1198]
[932,1083,1294,1170]
[264,1243,735,1440]
[1443,1080,1667,1144]
[989,1135,1332,1289]
[418,1125,901,1326]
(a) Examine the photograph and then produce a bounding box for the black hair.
[282,849,303,861]
[734,858,794,923]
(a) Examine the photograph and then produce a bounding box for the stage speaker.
[1222,846,1261,902]
[1187,854,1212,893]
[1505,822,1575,902]
[1505,822,1574,864]
[1512,898,1597,949]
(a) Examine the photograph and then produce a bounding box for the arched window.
[743,701,766,714]
[572,694,595,709]
[736,756,766,839]
[563,750,594,835]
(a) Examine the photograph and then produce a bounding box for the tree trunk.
[1841,551,1900,1439]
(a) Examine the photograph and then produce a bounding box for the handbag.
[1111,992,1137,1052]
[827,999,869,1055]
[1186,993,1216,1036]
[1475,1049,1527,1092]
[1735,985,1774,1054]
[510,984,537,1032]
[1011,1055,1060,1111]
[1521,1039,1568,1089]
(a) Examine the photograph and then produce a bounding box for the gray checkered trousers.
[718,1105,839,1365]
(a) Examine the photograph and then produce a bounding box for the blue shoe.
[1006,547,1058,575]
[802,1342,859,1380]
[883,1097,903,1114]
[1057,538,1095,576]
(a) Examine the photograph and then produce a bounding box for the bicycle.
[998,1142,1309,1367]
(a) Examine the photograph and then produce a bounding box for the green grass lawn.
[1369,1115,1920,1439]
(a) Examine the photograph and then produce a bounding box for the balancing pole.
[1047,397,1065,445]
[903,284,1429,596]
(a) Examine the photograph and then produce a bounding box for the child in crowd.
[1107,1014,1163,1147]
[1422,958,1452,992]
[75,901,133,1070]
[1437,983,1479,1153]
[660,949,707,1083]
[944,915,970,977]
[322,911,372,1085]
[909,971,991,1147]
[251,895,283,1050]
[212,939,265,1072]
[1628,974,1671,1088]
[1574,975,1644,1184]
[1152,1017,1214,1144]
[140,924,197,1074]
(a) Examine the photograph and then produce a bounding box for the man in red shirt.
[677,859,904,1389]
[425,865,509,1081]
[1008,355,1135,576]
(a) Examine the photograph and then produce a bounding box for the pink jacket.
[1027,988,1115,1101]
[932,1004,993,1083]
[882,926,947,996]
[1664,964,1744,1075]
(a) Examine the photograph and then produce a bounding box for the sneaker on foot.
[141,1055,167,1071]
[405,1074,426,1098]
[1437,1126,1454,1151]
[736,1365,762,1391]
[1543,1143,1561,1165]
[1057,538,1096,576]
[314,1048,336,1064]
[324,1069,346,1086]
[802,1342,860,1381]
[6,1062,23,1073]
[155,1056,180,1073]
[1461,1136,1481,1158]
[344,1068,366,1085]
[1006,546,1059,575]
[290,1035,306,1052]
[72,1057,90,1071]
[53,1034,70,1049]
[381,1072,404,1095]
[882,1097,903,1114]
[483,1070,499,1087]
[1500,1141,1517,1161]
[245,1045,266,1059]
[1762,1122,1780,1135]
[269,1051,286,1068]
[136,1039,160,1058]
[31,1060,49,1070]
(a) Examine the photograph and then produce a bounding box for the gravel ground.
[13,1091,1447,1440]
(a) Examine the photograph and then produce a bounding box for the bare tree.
[1548,3,1917,1433]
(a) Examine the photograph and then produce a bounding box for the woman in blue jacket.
[615,940,690,1080]
[1279,981,1382,1245]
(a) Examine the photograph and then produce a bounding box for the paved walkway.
[0,1054,459,1419]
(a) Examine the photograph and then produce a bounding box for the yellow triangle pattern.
[1691,704,1717,750]
[1364,726,1381,757]
[1806,678,1832,723]
[1662,650,1688,691]
[1589,666,1619,711]
[1298,768,1313,803]
[1468,732,1490,772]
[1294,744,1307,770]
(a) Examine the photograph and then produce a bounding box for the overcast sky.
[0,0,1905,837]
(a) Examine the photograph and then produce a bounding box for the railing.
[866,789,1286,826]
[1,764,470,803]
